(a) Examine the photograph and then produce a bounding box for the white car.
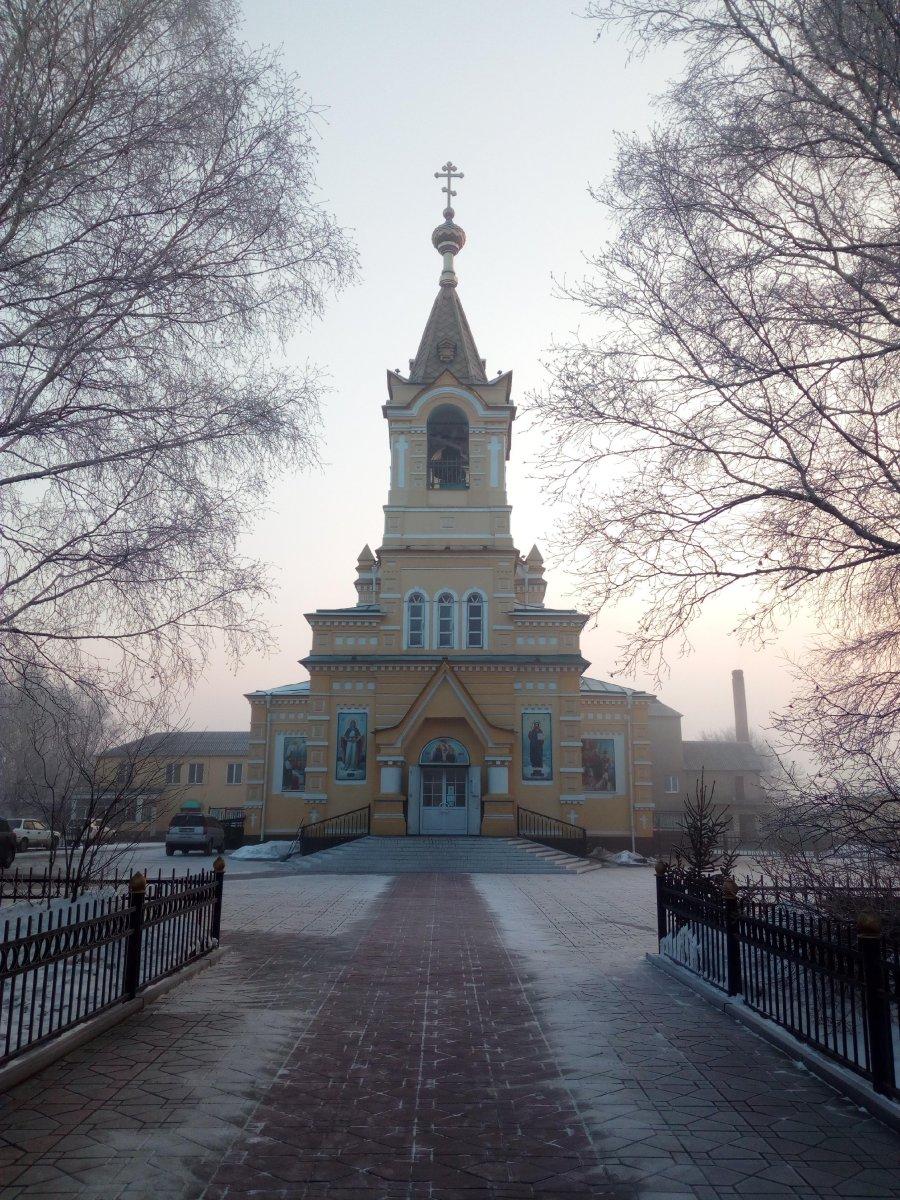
[6,818,60,852]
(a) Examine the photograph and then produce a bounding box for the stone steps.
[284,836,592,874]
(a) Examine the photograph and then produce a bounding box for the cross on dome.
[434,161,463,218]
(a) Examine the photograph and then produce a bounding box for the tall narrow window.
[407,592,426,648]
[437,592,455,648]
[465,593,484,648]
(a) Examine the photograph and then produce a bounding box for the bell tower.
[381,165,515,552]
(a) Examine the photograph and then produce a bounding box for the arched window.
[436,591,456,649]
[465,592,485,649]
[427,405,469,489]
[406,592,427,648]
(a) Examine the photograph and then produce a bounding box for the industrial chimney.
[732,669,750,742]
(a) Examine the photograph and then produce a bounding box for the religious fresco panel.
[582,737,617,792]
[420,738,470,766]
[522,711,552,781]
[336,711,367,782]
[280,735,308,792]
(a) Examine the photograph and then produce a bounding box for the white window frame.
[165,762,182,785]
[463,590,487,649]
[664,774,679,794]
[226,762,243,785]
[404,588,429,649]
[187,762,204,785]
[434,590,457,650]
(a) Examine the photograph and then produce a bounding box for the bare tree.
[536,0,900,831]
[0,675,186,893]
[0,0,355,693]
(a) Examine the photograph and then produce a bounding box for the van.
[165,812,225,856]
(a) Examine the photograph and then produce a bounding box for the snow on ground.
[230,840,293,861]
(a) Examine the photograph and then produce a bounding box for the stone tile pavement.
[0,868,898,1199]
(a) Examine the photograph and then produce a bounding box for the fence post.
[123,872,146,999]
[654,860,668,945]
[722,876,743,997]
[211,856,226,944]
[857,911,896,1096]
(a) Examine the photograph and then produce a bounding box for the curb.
[647,952,900,1134]
[0,947,226,1094]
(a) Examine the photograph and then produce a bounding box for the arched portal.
[418,737,472,834]
[426,404,469,489]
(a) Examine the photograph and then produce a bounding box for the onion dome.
[432,208,467,259]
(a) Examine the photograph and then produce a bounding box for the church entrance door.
[420,765,468,834]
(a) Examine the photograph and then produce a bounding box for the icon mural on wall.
[336,712,367,781]
[420,737,470,765]
[582,737,617,792]
[522,712,552,781]
[281,736,308,792]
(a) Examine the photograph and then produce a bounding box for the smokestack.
[732,669,750,742]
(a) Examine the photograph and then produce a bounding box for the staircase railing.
[517,807,587,858]
[289,805,371,858]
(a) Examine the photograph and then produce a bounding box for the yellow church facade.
[245,179,656,848]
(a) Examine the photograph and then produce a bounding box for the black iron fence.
[655,866,899,1099]
[0,864,224,1065]
[0,864,197,907]
[517,807,587,857]
[295,805,370,857]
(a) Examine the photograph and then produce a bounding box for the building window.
[436,592,456,648]
[188,762,204,785]
[226,762,243,785]
[165,762,182,785]
[465,592,484,648]
[406,591,427,648]
[426,405,469,489]
[664,774,679,794]
[656,812,684,831]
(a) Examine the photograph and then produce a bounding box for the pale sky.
[186,0,811,740]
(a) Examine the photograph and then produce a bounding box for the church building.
[243,167,658,848]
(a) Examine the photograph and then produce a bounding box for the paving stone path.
[0,870,898,1199]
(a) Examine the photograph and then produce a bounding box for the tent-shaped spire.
[409,286,487,386]
[409,162,487,387]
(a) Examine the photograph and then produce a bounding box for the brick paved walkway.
[1,871,898,1199]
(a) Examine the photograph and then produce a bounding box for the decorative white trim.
[406,385,499,418]
[489,436,501,487]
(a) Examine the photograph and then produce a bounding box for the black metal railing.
[0,865,224,1065]
[655,866,899,1099]
[296,806,371,857]
[0,864,197,906]
[517,807,587,858]
[428,459,469,489]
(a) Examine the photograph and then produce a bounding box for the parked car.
[165,812,225,856]
[0,818,16,869]
[5,818,60,852]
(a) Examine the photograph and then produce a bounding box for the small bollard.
[857,911,896,1096]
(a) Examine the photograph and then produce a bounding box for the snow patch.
[229,841,293,861]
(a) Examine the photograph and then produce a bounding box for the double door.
[420,765,469,834]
